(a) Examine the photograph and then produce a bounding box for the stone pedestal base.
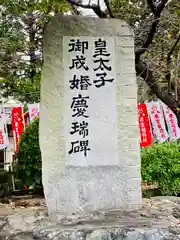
[2,196,180,239]
[43,166,142,215]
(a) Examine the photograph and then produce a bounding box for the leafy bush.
[15,118,42,191]
[141,142,180,196]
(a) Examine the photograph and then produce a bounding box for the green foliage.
[141,142,180,196]
[0,0,71,103]
[110,0,150,27]
[15,118,42,190]
[111,0,180,102]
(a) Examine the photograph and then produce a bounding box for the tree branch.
[104,0,114,18]
[147,0,157,15]
[157,0,169,14]
[27,12,37,83]
[70,3,81,15]
[167,33,180,58]
[135,0,168,61]
[173,51,180,101]
[166,33,180,94]
[66,0,107,18]
[135,17,159,59]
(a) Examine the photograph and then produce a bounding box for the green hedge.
[15,118,42,190]
[141,142,180,196]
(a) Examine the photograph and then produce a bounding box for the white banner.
[160,101,180,141]
[28,103,40,122]
[0,114,9,150]
[145,101,169,142]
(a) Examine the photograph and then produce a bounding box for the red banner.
[138,104,153,148]
[12,107,25,153]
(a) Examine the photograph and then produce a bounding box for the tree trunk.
[27,12,36,83]
[173,52,180,101]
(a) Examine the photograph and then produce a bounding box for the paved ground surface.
[0,196,180,239]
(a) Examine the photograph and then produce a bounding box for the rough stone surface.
[0,197,180,239]
[40,15,141,216]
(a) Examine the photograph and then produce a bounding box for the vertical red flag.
[138,104,153,148]
[12,107,25,153]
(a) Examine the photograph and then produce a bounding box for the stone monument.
[40,15,142,216]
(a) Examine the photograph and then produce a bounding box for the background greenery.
[15,118,42,191]
[141,142,180,196]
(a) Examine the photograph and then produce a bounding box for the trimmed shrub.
[141,142,180,196]
[15,118,42,191]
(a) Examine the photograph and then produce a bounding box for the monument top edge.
[45,14,134,36]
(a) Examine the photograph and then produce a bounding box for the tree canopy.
[0,0,180,122]
[0,0,70,103]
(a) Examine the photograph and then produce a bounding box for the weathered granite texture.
[40,15,141,216]
[0,196,180,239]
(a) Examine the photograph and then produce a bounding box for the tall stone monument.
[40,15,142,215]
